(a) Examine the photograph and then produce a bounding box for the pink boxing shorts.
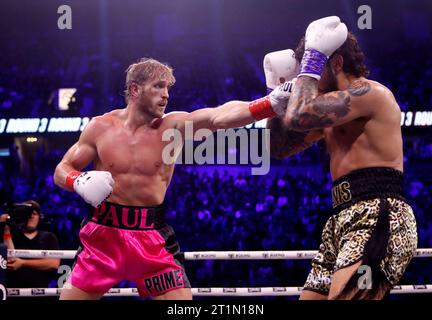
[70,202,190,297]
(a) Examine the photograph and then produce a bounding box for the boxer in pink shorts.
[54,57,296,299]
[71,202,189,297]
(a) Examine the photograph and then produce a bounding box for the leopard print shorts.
[303,198,418,294]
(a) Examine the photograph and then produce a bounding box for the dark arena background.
[0,0,432,305]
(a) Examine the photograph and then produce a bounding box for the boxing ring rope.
[7,248,432,260]
[6,285,432,297]
[6,249,432,297]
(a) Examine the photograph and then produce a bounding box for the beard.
[321,65,339,93]
[137,95,165,118]
[149,106,165,119]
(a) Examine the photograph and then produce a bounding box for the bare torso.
[93,110,180,206]
[323,80,403,180]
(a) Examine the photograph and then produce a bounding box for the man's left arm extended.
[183,100,254,132]
[177,81,294,133]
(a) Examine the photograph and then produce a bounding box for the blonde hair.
[124,58,175,103]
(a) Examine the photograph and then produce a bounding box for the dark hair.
[23,200,41,214]
[294,32,369,77]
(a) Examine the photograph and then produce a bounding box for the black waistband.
[331,167,406,213]
[90,201,165,230]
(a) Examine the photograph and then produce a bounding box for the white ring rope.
[6,285,432,297]
[6,250,432,297]
[7,248,432,260]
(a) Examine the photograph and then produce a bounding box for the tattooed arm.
[284,77,374,131]
[267,117,324,159]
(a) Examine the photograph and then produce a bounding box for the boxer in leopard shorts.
[268,17,418,299]
[303,167,417,299]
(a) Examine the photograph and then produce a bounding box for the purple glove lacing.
[299,48,328,78]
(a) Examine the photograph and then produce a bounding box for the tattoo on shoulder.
[312,91,351,118]
[290,91,351,129]
[348,80,371,96]
[291,113,334,130]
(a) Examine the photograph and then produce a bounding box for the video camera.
[3,202,36,229]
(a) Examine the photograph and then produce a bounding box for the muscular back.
[324,80,403,179]
[273,78,404,180]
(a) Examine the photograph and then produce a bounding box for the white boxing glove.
[268,80,296,116]
[249,80,296,120]
[299,16,348,80]
[66,170,114,207]
[305,16,348,57]
[263,49,299,90]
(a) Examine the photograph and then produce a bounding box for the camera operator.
[1,200,60,289]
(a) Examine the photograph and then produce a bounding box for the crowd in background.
[1,6,431,298]
[1,161,431,295]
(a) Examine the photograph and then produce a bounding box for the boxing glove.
[263,49,299,90]
[66,171,114,207]
[299,16,348,80]
[249,80,296,120]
